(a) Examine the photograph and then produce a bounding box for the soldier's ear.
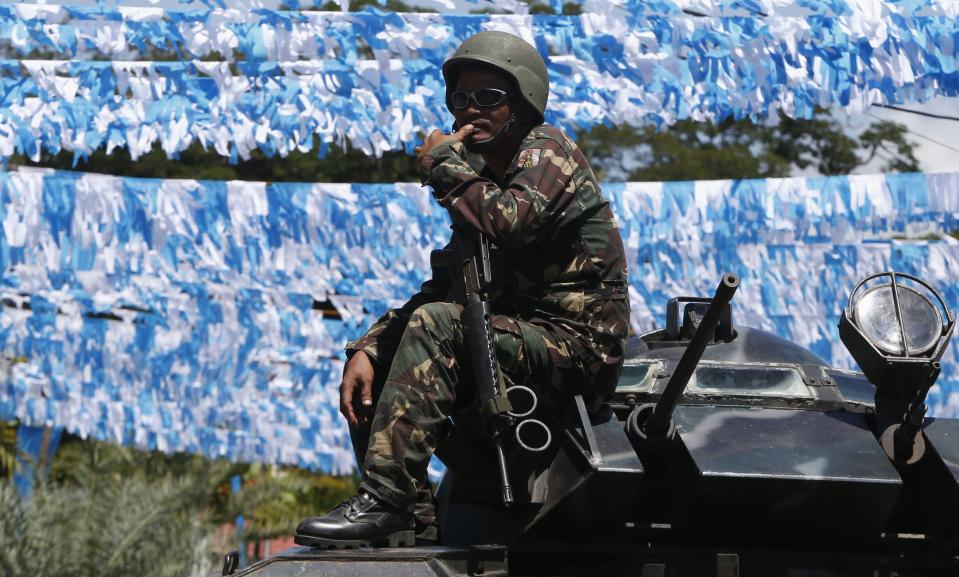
[512,102,537,129]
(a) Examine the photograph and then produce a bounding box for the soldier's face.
[453,67,515,152]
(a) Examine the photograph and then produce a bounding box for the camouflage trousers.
[353,301,597,513]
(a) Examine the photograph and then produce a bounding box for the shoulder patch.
[517,148,543,170]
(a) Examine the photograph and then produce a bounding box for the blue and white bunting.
[0,166,957,470]
[0,6,957,161]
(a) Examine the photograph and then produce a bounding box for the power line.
[865,111,959,155]
[872,103,959,122]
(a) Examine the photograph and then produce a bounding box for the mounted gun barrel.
[642,273,739,440]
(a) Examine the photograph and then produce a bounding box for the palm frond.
[0,421,19,479]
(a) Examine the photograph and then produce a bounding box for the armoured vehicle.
[223,271,959,576]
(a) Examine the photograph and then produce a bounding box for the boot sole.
[294,530,415,549]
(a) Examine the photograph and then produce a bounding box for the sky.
[847,97,959,175]
[9,0,959,175]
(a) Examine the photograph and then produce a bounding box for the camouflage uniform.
[346,124,630,511]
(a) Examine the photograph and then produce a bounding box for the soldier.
[294,30,629,548]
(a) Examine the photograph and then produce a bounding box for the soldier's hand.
[414,124,475,162]
[340,351,375,427]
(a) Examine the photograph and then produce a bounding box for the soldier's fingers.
[346,405,358,427]
[360,378,373,407]
[423,129,444,147]
[351,377,371,425]
[451,124,475,141]
[340,381,358,427]
[360,381,373,413]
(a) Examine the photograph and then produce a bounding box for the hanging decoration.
[0,5,957,161]
[1,166,957,470]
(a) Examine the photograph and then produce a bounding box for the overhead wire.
[864,110,959,155]
[872,103,959,122]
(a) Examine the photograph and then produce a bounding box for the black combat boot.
[294,491,415,549]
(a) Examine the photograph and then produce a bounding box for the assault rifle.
[431,224,515,506]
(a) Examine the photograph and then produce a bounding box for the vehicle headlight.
[839,272,953,387]
[854,282,942,357]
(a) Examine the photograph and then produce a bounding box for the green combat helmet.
[442,31,549,124]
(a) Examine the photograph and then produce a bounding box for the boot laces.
[343,492,375,515]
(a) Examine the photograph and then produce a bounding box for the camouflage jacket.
[347,124,630,397]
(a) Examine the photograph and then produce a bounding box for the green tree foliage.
[577,110,920,182]
[0,421,16,479]
[470,0,580,14]
[11,110,919,183]
[10,139,421,183]
[0,354,26,479]
[857,120,919,174]
[283,0,573,13]
[1,469,218,577]
[528,2,583,14]
[0,434,357,576]
[282,0,423,10]
[237,465,357,542]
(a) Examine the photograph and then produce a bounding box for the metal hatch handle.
[643,273,740,439]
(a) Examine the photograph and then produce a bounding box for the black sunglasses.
[449,88,512,109]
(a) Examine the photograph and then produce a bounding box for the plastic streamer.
[0,6,957,161]
[0,166,956,470]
